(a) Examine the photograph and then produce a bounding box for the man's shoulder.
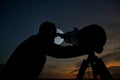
[25,35,38,41]
[18,35,37,45]
[28,35,37,39]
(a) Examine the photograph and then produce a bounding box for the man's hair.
[39,21,56,34]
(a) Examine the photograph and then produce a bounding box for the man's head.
[38,21,56,43]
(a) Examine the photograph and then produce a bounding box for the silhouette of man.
[0,21,87,80]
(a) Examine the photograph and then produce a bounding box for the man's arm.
[47,44,87,58]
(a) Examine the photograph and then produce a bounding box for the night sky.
[0,0,120,79]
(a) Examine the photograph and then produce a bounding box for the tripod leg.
[76,59,89,80]
[95,58,113,80]
[90,61,99,79]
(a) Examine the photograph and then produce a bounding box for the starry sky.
[0,0,120,79]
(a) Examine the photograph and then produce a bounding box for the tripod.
[76,51,113,80]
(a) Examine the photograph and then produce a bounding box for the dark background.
[0,0,120,79]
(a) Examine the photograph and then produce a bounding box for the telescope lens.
[54,29,64,44]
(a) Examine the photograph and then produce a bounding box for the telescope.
[56,24,113,79]
[56,24,106,53]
